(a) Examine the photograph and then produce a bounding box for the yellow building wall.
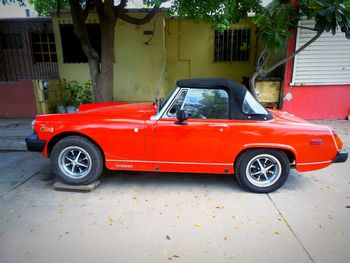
[52,13,92,84]
[115,14,166,101]
[166,18,257,92]
[52,13,256,102]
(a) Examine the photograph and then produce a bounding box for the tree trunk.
[69,0,101,101]
[249,32,322,99]
[95,19,115,102]
[249,69,261,98]
[68,0,162,102]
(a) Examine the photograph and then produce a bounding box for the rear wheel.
[51,136,103,185]
[235,149,290,193]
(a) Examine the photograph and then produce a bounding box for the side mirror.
[176,110,190,124]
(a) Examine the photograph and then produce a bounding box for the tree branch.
[56,0,61,17]
[262,31,322,75]
[118,0,127,9]
[82,0,93,21]
[93,0,104,17]
[256,44,267,70]
[68,0,100,63]
[118,9,157,25]
[116,0,169,25]
[261,52,270,68]
[288,22,316,31]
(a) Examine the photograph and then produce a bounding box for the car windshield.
[242,92,268,115]
[158,87,176,112]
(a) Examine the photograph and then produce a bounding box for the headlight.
[31,119,35,132]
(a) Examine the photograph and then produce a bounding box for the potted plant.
[75,80,93,106]
[59,79,93,113]
[57,94,70,113]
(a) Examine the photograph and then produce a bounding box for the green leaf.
[332,27,336,35]
[319,8,331,17]
[326,11,334,22]
[335,11,343,22]
[324,22,333,32]
[346,30,350,39]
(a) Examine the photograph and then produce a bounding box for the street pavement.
[0,120,349,263]
[0,119,32,151]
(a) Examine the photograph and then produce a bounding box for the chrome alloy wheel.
[58,146,92,179]
[245,154,282,188]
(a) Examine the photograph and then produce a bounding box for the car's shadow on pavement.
[37,163,308,193]
[100,170,241,191]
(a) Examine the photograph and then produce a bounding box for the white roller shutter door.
[291,19,350,85]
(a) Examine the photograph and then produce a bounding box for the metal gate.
[0,18,59,81]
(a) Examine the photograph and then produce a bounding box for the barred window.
[214,29,250,62]
[1,33,23,49]
[31,33,57,63]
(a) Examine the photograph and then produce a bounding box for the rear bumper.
[333,150,348,163]
[25,133,46,152]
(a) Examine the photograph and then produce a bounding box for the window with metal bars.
[214,29,250,62]
[31,32,57,63]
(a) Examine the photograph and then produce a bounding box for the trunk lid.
[269,109,309,123]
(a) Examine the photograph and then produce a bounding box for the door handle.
[208,124,228,128]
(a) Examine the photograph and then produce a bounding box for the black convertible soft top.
[177,78,246,93]
[176,78,271,120]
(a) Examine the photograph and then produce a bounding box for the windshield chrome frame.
[150,87,181,120]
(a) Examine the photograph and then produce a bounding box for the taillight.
[331,129,344,150]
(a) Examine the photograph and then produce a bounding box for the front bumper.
[25,133,46,152]
[333,150,348,163]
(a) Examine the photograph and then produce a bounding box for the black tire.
[50,136,103,185]
[235,149,290,193]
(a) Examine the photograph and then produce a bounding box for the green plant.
[76,80,93,106]
[57,96,70,107]
[61,79,93,107]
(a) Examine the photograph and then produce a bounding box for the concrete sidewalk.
[0,119,32,151]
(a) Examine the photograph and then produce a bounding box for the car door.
[153,88,230,163]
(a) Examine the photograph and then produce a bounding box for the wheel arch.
[47,132,105,162]
[235,144,297,167]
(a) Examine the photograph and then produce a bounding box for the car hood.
[36,102,157,123]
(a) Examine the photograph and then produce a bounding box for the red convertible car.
[26,78,348,193]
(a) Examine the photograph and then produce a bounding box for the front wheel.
[51,136,103,185]
[235,149,290,193]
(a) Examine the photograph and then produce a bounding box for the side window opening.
[182,89,229,119]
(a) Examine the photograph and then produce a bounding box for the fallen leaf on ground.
[108,217,114,225]
[194,224,201,228]
[274,231,280,235]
